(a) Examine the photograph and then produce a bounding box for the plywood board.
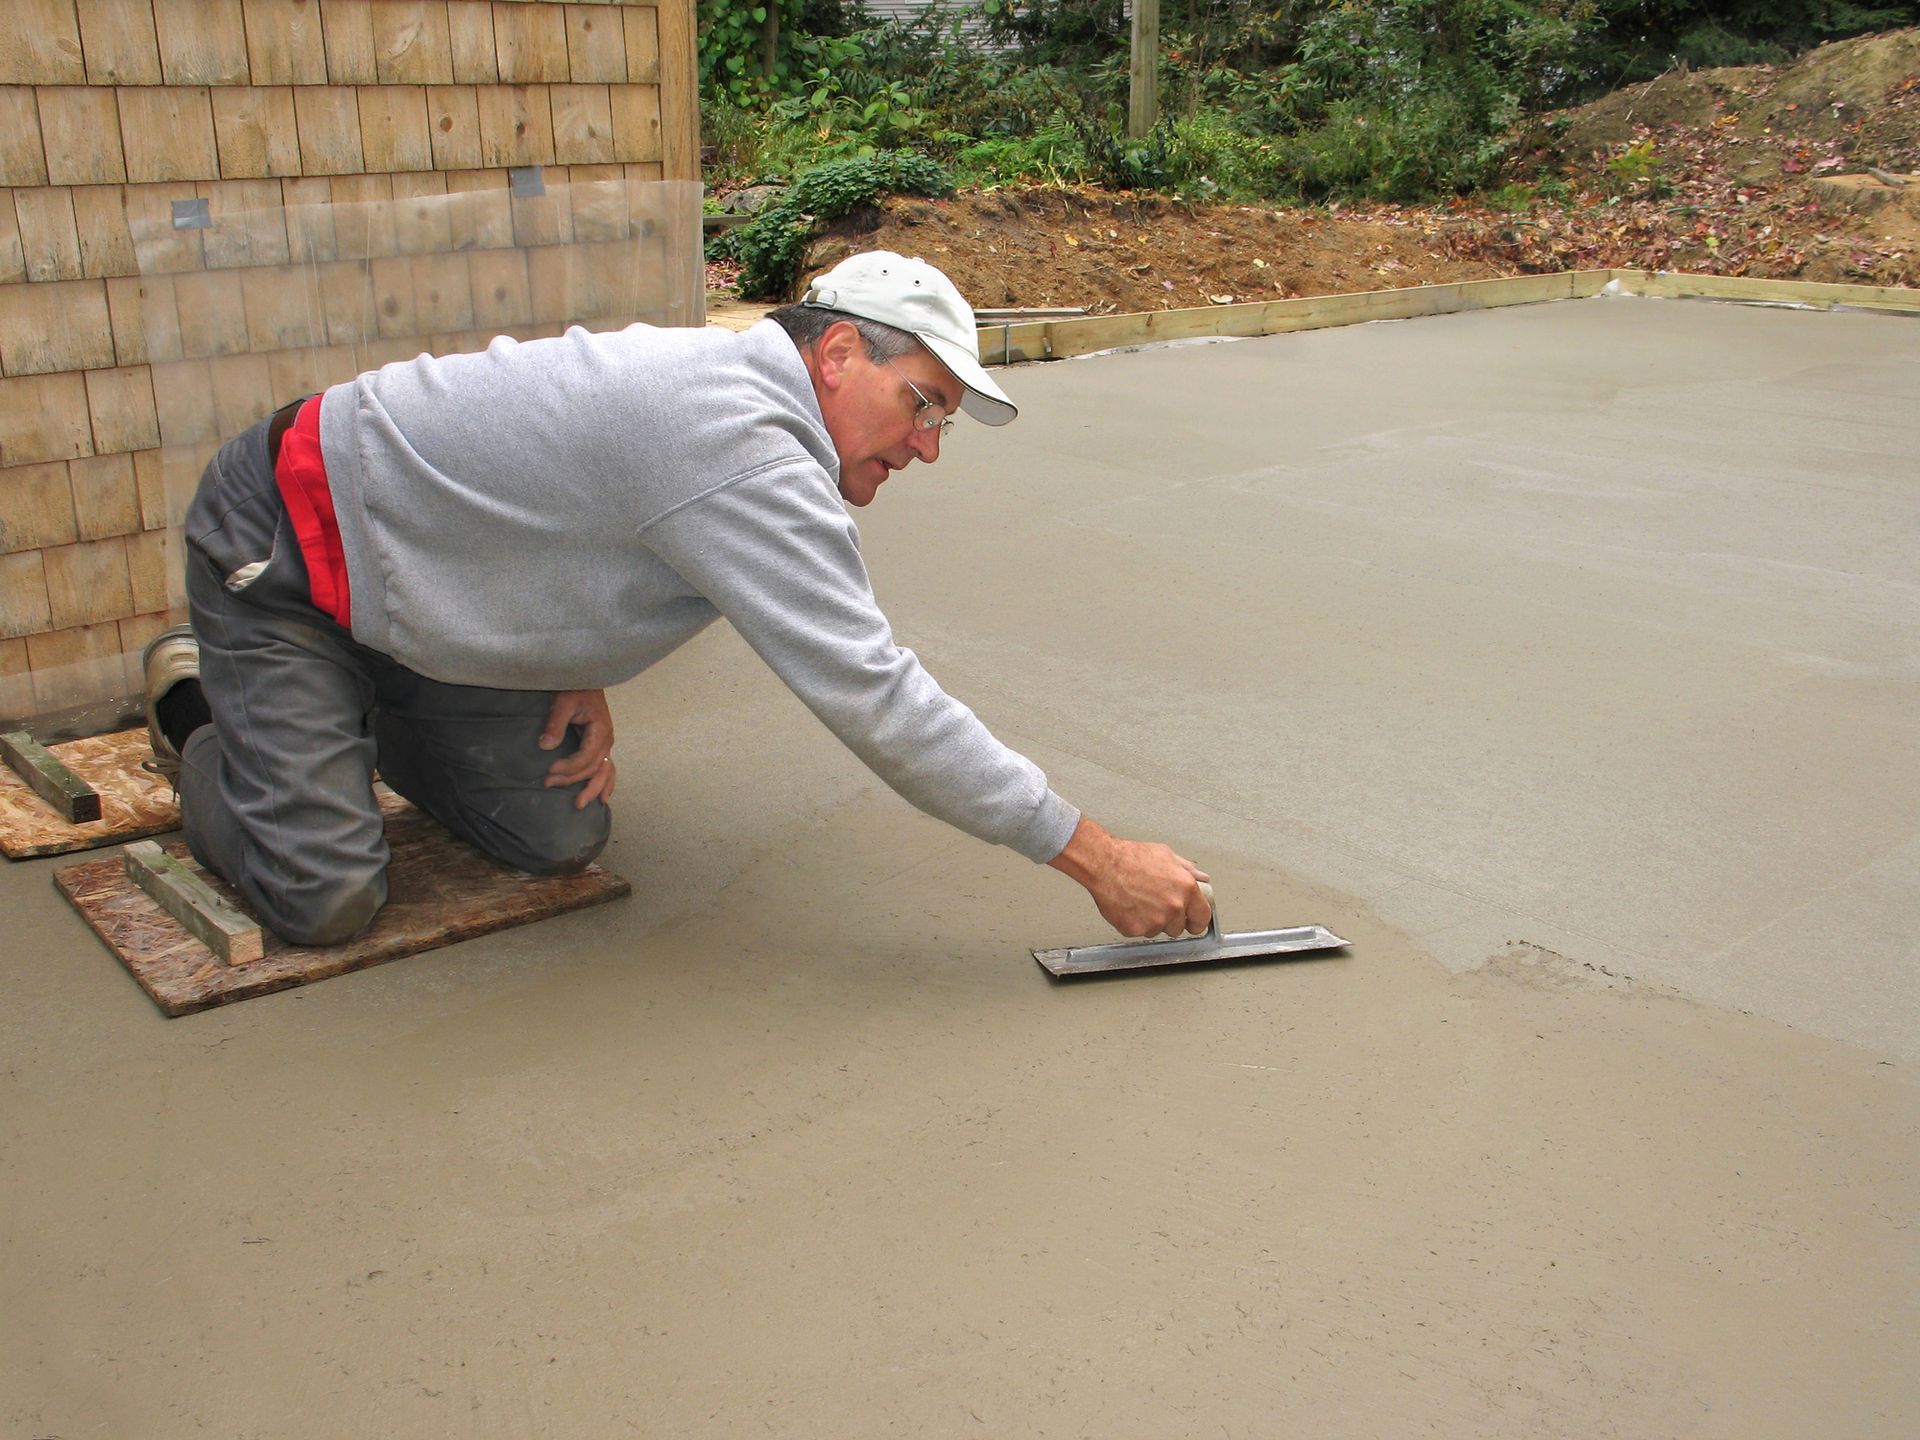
[0,725,178,858]
[55,787,631,1014]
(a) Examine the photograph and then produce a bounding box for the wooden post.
[1,730,102,823]
[1129,0,1160,138]
[123,840,264,965]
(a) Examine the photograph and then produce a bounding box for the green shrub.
[719,153,956,299]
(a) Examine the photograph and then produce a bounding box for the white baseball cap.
[799,250,1018,427]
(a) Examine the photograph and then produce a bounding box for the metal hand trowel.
[1032,883,1347,977]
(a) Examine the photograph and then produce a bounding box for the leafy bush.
[718,153,956,299]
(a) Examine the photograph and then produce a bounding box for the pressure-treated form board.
[122,838,262,964]
[0,729,101,824]
[0,725,176,857]
[1615,268,1920,313]
[56,787,631,1014]
[981,271,1607,362]
[970,269,1920,367]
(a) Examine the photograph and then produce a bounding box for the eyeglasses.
[886,358,956,436]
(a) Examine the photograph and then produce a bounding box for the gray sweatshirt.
[317,318,1079,864]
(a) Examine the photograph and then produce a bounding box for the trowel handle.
[1196,879,1220,940]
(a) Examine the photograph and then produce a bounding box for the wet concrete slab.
[3,295,1915,1437]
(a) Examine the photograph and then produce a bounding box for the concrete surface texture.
[3,296,1916,1437]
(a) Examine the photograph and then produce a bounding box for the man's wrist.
[1046,814,1115,889]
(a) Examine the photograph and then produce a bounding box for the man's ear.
[815,320,863,393]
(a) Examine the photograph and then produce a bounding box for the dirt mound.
[715,29,1920,313]
[801,189,1501,315]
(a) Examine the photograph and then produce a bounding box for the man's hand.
[1046,815,1212,938]
[539,689,616,810]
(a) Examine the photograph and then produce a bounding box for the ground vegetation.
[698,4,1920,304]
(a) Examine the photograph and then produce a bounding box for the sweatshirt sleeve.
[641,463,1080,863]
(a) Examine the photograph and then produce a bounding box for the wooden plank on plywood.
[0,730,101,824]
[123,839,265,965]
[153,0,250,86]
[0,0,87,84]
[373,0,455,84]
[0,725,179,858]
[242,0,328,84]
[77,0,163,85]
[63,792,629,1012]
[213,86,302,179]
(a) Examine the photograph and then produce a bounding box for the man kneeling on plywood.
[143,253,1213,950]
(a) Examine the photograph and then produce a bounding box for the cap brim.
[919,330,1018,427]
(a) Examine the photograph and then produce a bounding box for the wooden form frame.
[977,270,1920,366]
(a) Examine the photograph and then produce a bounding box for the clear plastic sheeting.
[12,175,704,729]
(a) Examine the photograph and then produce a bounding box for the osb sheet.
[55,789,630,1016]
[0,729,179,859]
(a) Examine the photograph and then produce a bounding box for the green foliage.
[702,0,1920,212]
[1567,0,1919,97]
[718,153,956,299]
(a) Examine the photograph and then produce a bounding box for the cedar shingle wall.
[0,0,702,723]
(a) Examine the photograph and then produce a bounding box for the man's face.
[815,328,959,507]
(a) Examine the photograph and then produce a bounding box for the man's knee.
[269,871,386,946]
[491,799,611,876]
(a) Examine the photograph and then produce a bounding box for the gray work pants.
[177,414,611,945]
